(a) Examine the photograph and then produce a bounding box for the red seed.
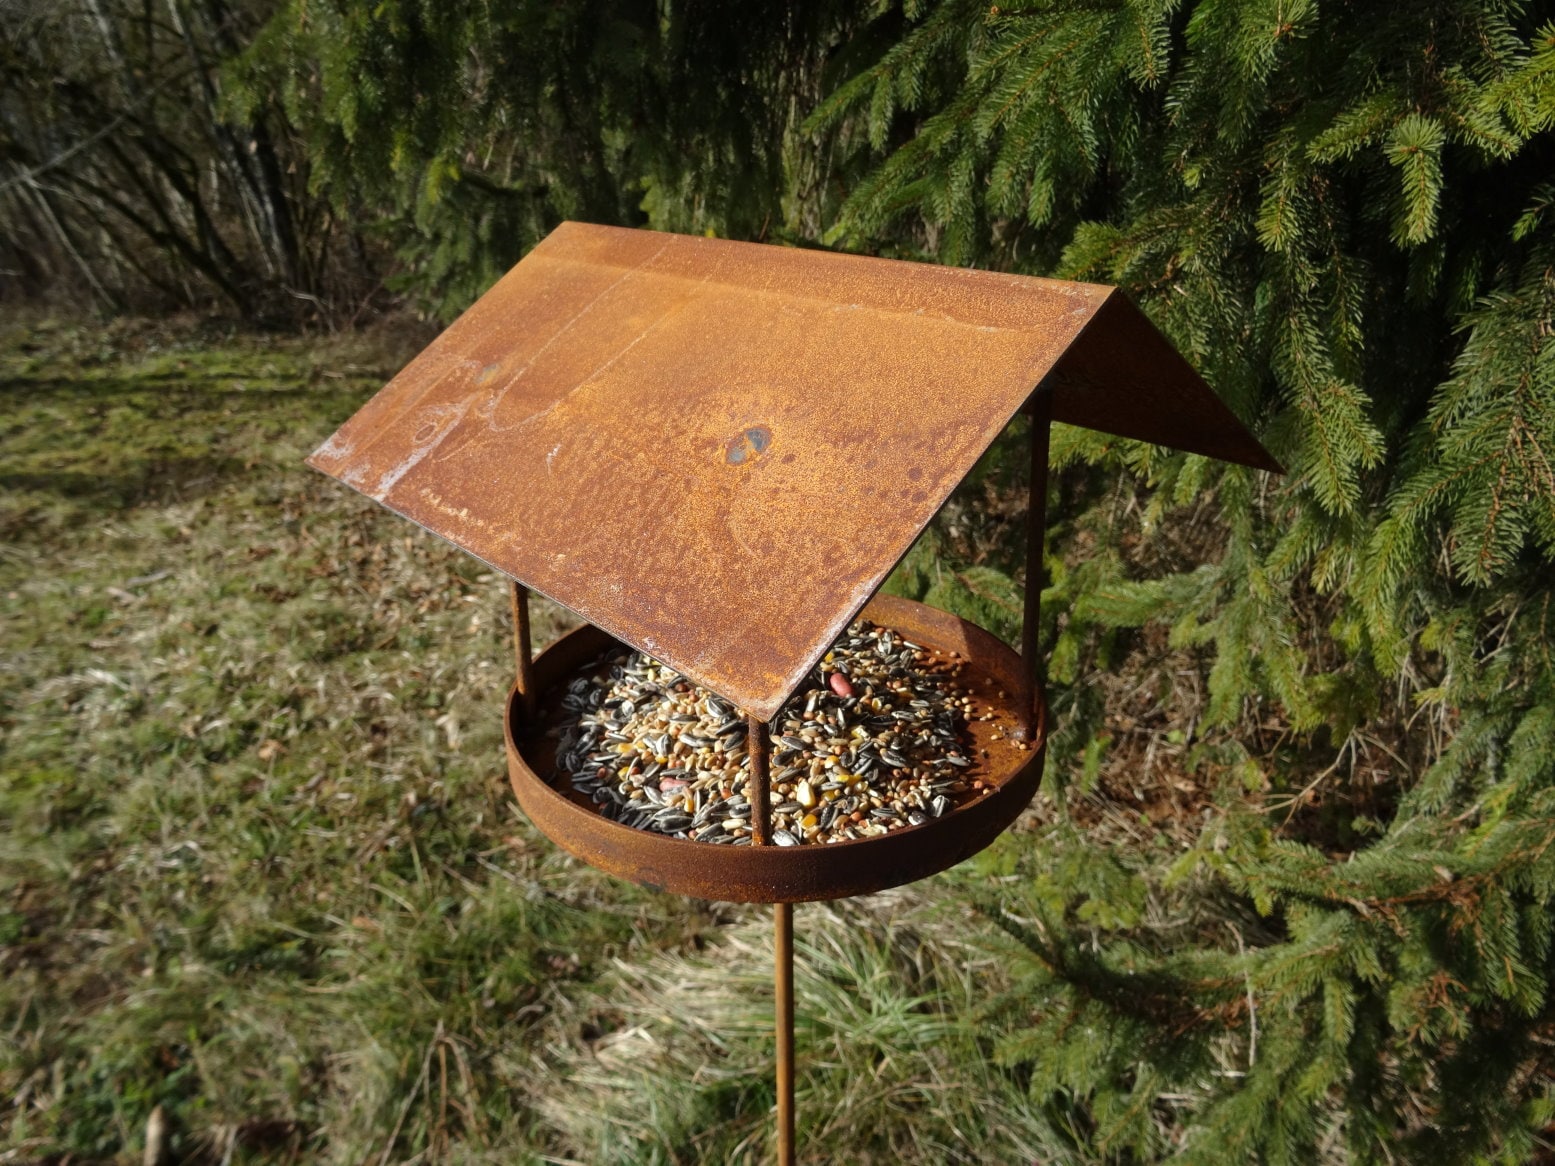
[828,672,854,698]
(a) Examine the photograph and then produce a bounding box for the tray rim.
[503,593,1046,902]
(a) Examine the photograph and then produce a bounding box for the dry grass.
[512,892,1078,1165]
[0,315,1099,1165]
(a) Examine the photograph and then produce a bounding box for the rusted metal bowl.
[503,594,1046,903]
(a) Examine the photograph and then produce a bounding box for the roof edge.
[1046,291,1283,474]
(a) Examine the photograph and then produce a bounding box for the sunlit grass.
[518,893,1075,1165]
[1,316,1073,1164]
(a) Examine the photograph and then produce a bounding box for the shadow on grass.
[0,373,390,402]
[0,457,249,508]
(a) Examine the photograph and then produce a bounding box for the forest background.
[5,1,1555,1163]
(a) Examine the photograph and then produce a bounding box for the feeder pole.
[1018,387,1053,743]
[510,581,535,721]
[775,899,795,1166]
[748,713,794,1166]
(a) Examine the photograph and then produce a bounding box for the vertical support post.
[748,713,772,847]
[1018,388,1053,742]
[775,900,795,1166]
[509,581,535,721]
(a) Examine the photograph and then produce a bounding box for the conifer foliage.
[222,0,855,318]
[810,3,1555,1160]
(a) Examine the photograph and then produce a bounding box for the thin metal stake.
[775,900,795,1166]
[748,716,793,1163]
[510,581,535,721]
[1018,388,1053,742]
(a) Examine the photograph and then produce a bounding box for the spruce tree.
[224,1,863,317]
[807,3,1555,1161]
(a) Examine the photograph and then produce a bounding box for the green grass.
[0,316,1090,1164]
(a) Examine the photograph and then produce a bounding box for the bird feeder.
[307,222,1279,1163]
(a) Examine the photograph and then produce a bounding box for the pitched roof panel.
[309,223,1275,719]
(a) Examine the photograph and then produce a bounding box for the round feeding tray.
[504,594,1047,902]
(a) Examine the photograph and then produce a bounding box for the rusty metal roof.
[309,222,1278,721]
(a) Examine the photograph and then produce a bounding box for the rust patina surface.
[309,222,1277,720]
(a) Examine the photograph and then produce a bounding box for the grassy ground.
[0,316,1080,1164]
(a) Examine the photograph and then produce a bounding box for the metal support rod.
[749,715,792,1164]
[509,581,535,720]
[748,714,772,846]
[775,900,795,1166]
[1018,388,1053,742]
